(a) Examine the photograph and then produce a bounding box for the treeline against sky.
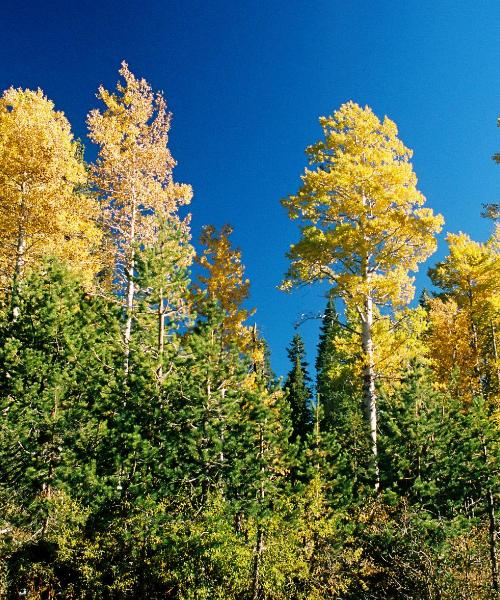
[0,63,499,599]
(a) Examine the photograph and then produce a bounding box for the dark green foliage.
[313,297,373,505]
[0,261,124,597]
[316,297,357,430]
[380,362,498,519]
[283,333,312,441]
[0,264,498,598]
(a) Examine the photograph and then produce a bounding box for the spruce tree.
[283,333,312,441]
[314,298,372,504]
[315,296,356,429]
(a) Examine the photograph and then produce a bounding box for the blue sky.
[2,1,499,377]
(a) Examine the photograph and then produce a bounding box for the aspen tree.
[0,88,101,302]
[282,102,443,488]
[195,224,254,351]
[428,228,500,592]
[88,62,192,373]
[428,228,500,405]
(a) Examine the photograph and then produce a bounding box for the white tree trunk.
[11,183,27,320]
[123,202,137,375]
[157,290,164,382]
[361,292,380,491]
[252,422,265,600]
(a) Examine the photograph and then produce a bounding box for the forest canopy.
[0,64,499,599]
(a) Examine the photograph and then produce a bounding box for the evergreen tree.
[314,298,372,505]
[0,260,123,597]
[134,216,194,382]
[376,361,499,598]
[283,333,312,441]
[315,296,356,429]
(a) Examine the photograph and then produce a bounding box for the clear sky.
[1,0,499,377]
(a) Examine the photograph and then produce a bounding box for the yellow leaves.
[430,229,500,312]
[88,62,192,292]
[329,305,429,394]
[427,297,479,400]
[196,224,254,350]
[282,101,443,309]
[0,87,102,291]
[428,227,500,408]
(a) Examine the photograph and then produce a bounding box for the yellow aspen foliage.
[329,305,429,395]
[427,297,479,399]
[87,61,192,276]
[428,227,500,409]
[281,102,443,306]
[282,101,443,486]
[195,224,254,351]
[429,228,500,313]
[87,62,192,370]
[372,306,429,391]
[0,88,102,294]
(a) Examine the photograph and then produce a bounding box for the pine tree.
[378,361,499,597]
[134,216,194,381]
[234,330,294,600]
[313,297,373,505]
[315,296,356,429]
[161,305,249,508]
[283,333,312,441]
[0,260,123,597]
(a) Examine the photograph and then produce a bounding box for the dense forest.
[0,63,498,599]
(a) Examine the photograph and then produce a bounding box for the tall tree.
[87,62,192,373]
[315,296,356,427]
[313,299,373,505]
[282,101,443,488]
[0,88,101,302]
[283,333,312,441]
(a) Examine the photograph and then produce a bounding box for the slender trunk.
[361,291,379,491]
[491,320,500,390]
[314,393,321,470]
[469,301,498,591]
[251,325,264,600]
[157,289,164,381]
[251,326,265,599]
[470,318,483,398]
[360,193,379,491]
[486,483,499,592]
[123,202,137,375]
[252,422,265,600]
[11,183,27,320]
[14,224,26,288]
